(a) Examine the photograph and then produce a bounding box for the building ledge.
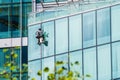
[0,37,27,48]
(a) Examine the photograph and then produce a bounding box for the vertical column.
[32,0,36,12]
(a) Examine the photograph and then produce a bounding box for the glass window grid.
[0,2,32,38]
[28,4,120,80]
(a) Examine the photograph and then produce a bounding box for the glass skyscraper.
[28,0,120,80]
[0,0,31,79]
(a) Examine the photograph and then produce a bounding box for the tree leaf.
[12,77,17,80]
[86,74,91,77]
[5,55,10,59]
[10,66,17,71]
[57,68,64,74]
[48,73,54,80]
[56,61,64,66]
[3,49,9,53]
[15,46,20,49]
[43,67,49,72]
[74,61,80,65]
[12,53,18,58]
[37,70,42,76]
[68,71,73,77]
[31,78,36,80]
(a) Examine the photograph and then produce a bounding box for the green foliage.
[86,74,91,77]
[31,78,36,80]
[44,67,49,72]
[47,73,54,80]
[1,47,28,80]
[3,48,9,53]
[74,61,80,65]
[37,70,42,76]
[1,47,91,80]
[34,61,91,80]
[56,61,64,66]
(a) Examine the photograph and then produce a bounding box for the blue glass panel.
[56,18,68,54]
[44,0,56,3]
[0,48,20,73]
[0,5,11,38]
[28,24,41,60]
[11,5,20,38]
[23,0,31,2]
[84,48,96,80]
[0,0,11,3]
[112,42,120,79]
[28,60,41,80]
[42,57,54,80]
[69,14,82,51]
[83,11,96,48]
[22,3,32,37]
[42,21,54,57]
[111,5,120,41]
[13,0,20,2]
[0,49,5,70]
[97,8,110,44]
[98,44,111,80]
[70,51,82,79]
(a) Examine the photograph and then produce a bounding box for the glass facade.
[0,0,31,80]
[28,3,120,80]
[0,0,32,38]
[0,46,28,80]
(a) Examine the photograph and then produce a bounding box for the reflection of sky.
[28,0,120,25]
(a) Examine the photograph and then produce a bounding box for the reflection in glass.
[70,50,82,79]
[97,8,110,44]
[69,14,82,51]
[42,57,54,80]
[83,11,96,48]
[56,18,68,54]
[112,42,120,79]
[42,21,54,57]
[84,48,96,80]
[28,24,41,60]
[98,44,111,80]
[111,5,120,41]
[56,53,68,79]
[28,60,41,80]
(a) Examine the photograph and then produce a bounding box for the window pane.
[42,21,54,57]
[70,51,82,79]
[0,5,11,38]
[84,48,96,80]
[56,53,68,79]
[28,24,41,60]
[42,57,54,80]
[112,42,120,79]
[111,5,120,41]
[83,11,96,48]
[28,60,41,80]
[97,8,110,44]
[69,14,82,51]
[0,49,5,70]
[56,18,68,54]
[98,44,111,80]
